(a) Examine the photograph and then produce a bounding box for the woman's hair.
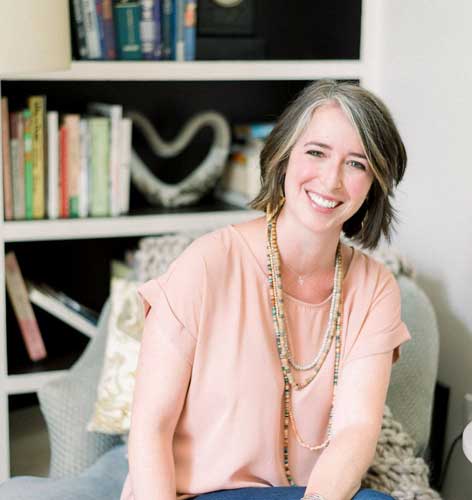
[249,79,407,250]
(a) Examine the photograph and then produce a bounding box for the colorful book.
[161,0,173,60]
[59,123,69,218]
[28,96,47,219]
[10,111,26,220]
[88,116,110,217]
[79,119,90,218]
[183,0,196,61]
[23,109,34,220]
[5,252,47,362]
[174,0,185,61]
[102,0,116,59]
[71,0,89,59]
[27,281,98,339]
[1,97,13,221]
[140,0,162,60]
[88,103,122,216]
[47,111,59,219]
[64,114,81,218]
[120,117,132,214]
[113,1,142,60]
[82,0,102,59]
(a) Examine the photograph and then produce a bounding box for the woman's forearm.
[304,424,378,500]
[128,428,177,500]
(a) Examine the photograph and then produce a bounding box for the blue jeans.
[195,487,393,499]
[0,444,393,499]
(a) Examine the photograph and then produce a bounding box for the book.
[28,95,47,219]
[47,111,59,219]
[174,0,185,61]
[71,0,89,59]
[4,252,47,362]
[64,114,81,218]
[27,281,99,338]
[10,111,26,220]
[82,0,102,58]
[1,97,13,221]
[183,0,196,61]
[88,103,122,216]
[140,0,162,60]
[23,109,34,220]
[79,118,90,217]
[120,117,132,214]
[88,116,110,216]
[114,1,142,60]
[59,123,69,218]
[101,0,116,59]
[161,0,174,60]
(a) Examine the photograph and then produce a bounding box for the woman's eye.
[347,160,367,171]
[307,150,324,158]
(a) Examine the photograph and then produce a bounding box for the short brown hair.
[249,79,407,250]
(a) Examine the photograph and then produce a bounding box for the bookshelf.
[0,0,381,483]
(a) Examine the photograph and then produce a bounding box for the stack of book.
[1,96,132,220]
[71,0,197,61]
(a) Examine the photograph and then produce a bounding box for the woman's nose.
[321,161,343,191]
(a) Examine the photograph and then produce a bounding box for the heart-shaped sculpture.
[125,110,231,207]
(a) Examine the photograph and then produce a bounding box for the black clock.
[197,0,255,36]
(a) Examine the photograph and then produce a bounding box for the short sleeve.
[138,280,197,365]
[343,270,411,366]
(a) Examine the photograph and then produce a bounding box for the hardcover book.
[1,97,13,221]
[5,252,47,362]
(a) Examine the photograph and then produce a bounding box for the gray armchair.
[38,272,440,480]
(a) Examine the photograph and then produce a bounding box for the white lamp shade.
[0,0,71,75]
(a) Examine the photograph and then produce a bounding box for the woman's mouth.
[306,191,342,212]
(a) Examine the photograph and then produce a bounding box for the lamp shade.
[0,0,71,75]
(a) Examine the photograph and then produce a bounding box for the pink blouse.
[121,225,411,499]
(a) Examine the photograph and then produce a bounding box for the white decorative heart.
[125,110,231,207]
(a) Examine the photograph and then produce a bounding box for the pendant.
[297,276,304,286]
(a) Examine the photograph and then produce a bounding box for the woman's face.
[283,101,374,236]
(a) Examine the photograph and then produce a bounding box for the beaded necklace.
[266,207,344,486]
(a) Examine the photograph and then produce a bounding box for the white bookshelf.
[0,0,381,482]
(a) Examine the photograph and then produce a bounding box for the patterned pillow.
[87,278,144,434]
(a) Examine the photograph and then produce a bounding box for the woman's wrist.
[300,493,326,500]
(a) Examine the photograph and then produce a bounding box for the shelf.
[3,206,260,242]
[2,60,364,82]
[6,371,68,395]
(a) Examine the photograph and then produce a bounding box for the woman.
[121,80,410,500]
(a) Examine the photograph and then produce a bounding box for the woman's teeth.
[307,192,340,209]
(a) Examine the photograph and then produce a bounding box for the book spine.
[183,0,196,61]
[72,0,89,58]
[5,252,47,362]
[174,0,185,61]
[120,117,132,214]
[88,117,109,217]
[161,0,173,60]
[65,114,81,218]
[140,0,162,60]
[28,96,47,220]
[82,0,102,59]
[15,113,25,220]
[114,1,143,60]
[1,97,13,221]
[9,112,21,220]
[23,109,33,220]
[47,111,59,220]
[102,0,116,59]
[59,123,69,218]
[79,119,89,217]
[95,0,107,59]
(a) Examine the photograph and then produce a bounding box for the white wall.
[372,1,472,498]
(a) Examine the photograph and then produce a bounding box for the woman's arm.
[127,306,193,500]
[304,350,393,500]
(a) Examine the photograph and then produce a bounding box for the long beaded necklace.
[266,207,344,486]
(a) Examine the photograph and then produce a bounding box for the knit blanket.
[363,405,442,500]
